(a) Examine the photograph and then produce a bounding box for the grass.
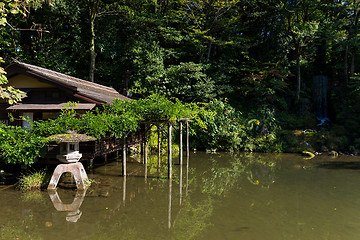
[17,170,47,191]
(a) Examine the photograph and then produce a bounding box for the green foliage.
[0,93,289,166]
[164,62,215,102]
[110,94,195,122]
[192,99,246,151]
[0,0,46,104]
[2,0,360,161]
[191,99,281,152]
[2,94,195,166]
[17,170,47,191]
[0,124,48,165]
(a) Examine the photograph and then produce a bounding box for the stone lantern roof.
[47,131,96,143]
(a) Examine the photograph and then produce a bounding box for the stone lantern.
[47,131,96,190]
[57,140,82,163]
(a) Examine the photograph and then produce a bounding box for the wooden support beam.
[179,164,183,205]
[140,137,144,164]
[186,157,189,196]
[145,161,148,182]
[140,124,145,164]
[144,124,154,133]
[185,120,190,196]
[168,124,172,179]
[122,137,127,176]
[88,158,94,169]
[144,130,148,165]
[179,121,183,165]
[186,120,190,159]
[158,126,161,167]
[157,124,168,138]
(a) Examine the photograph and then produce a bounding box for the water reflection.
[168,179,172,229]
[2,153,360,239]
[48,189,87,223]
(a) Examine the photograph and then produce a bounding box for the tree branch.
[6,22,50,33]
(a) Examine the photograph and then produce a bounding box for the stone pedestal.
[47,162,88,190]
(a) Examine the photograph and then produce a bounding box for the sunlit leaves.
[0,123,48,165]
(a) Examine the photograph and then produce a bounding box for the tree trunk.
[89,0,99,83]
[206,41,212,62]
[296,55,301,103]
[89,18,96,83]
[350,53,355,78]
[344,44,348,85]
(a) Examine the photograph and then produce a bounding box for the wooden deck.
[44,131,143,163]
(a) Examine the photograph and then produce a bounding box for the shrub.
[17,170,47,191]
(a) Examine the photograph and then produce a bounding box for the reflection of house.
[1,61,130,127]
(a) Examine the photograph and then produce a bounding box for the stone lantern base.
[47,162,88,190]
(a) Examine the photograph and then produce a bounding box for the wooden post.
[145,161,148,182]
[89,158,94,169]
[186,120,190,196]
[141,141,143,164]
[144,130,148,165]
[186,120,189,159]
[144,127,148,181]
[179,121,183,165]
[168,124,172,179]
[158,126,161,167]
[186,157,189,196]
[179,164,183,205]
[122,137,127,176]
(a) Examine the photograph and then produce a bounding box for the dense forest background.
[1,0,360,153]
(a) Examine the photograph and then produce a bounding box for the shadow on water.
[317,161,360,170]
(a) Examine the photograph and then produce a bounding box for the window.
[69,144,75,151]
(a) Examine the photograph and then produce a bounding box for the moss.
[47,133,96,143]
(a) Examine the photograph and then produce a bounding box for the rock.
[302,151,315,158]
[329,150,338,157]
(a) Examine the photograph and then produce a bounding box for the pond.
[1,152,360,240]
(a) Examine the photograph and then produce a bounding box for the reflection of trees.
[90,154,211,240]
[171,197,213,240]
[0,218,43,240]
[0,153,282,239]
[0,207,44,240]
[202,153,280,196]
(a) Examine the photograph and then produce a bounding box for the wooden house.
[1,61,134,163]
[1,61,130,127]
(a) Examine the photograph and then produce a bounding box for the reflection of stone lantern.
[47,131,96,190]
[48,189,87,223]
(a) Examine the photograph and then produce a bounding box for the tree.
[0,0,46,104]
[278,0,320,103]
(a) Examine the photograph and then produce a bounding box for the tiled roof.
[5,61,130,104]
[7,103,96,111]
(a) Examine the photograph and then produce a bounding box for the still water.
[1,152,360,240]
